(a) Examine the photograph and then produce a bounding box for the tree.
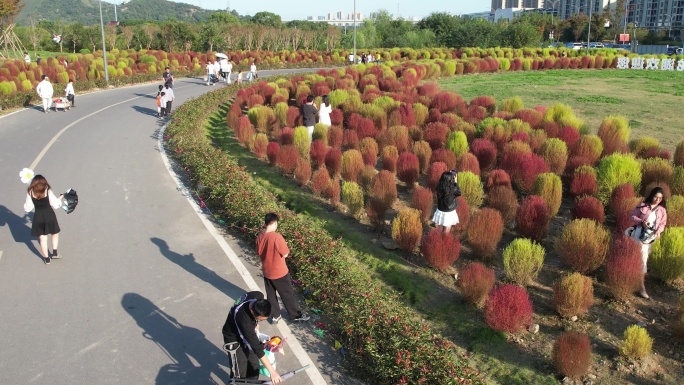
[503,20,543,48]
[417,12,459,47]
[105,24,117,51]
[0,0,23,28]
[325,26,341,50]
[199,20,221,51]
[65,22,84,53]
[208,11,239,24]
[121,25,134,50]
[83,25,101,52]
[142,24,159,50]
[251,11,282,28]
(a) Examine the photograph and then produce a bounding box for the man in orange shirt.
[255,213,309,324]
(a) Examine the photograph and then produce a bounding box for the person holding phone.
[432,170,462,234]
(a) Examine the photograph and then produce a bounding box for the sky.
[174,0,491,20]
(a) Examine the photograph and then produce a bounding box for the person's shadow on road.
[132,105,161,117]
[0,205,43,261]
[122,293,230,385]
[151,237,243,298]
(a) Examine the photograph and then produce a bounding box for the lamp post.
[353,0,357,64]
[669,14,676,40]
[586,0,593,55]
[99,0,109,83]
[548,0,560,43]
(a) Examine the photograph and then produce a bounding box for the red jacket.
[630,203,668,238]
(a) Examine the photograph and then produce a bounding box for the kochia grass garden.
[188,64,684,385]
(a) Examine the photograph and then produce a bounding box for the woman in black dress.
[24,175,64,264]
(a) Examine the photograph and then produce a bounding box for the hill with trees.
[15,0,219,25]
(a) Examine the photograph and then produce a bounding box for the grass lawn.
[439,70,684,151]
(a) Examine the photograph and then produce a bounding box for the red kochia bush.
[456,153,481,176]
[397,152,420,187]
[553,332,592,379]
[279,127,294,145]
[570,168,598,198]
[454,196,471,233]
[486,169,512,190]
[420,229,461,271]
[573,196,605,224]
[294,158,312,185]
[485,284,534,334]
[512,153,550,193]
[370,170,398,209]
[330,108,343,126]
[324,178,341,205]
[516,196,550,241]
[277,145,299,175]
[606,235,643,300]
[311,167,331,196]
[424,122,450,149]
[286,106,300,127]
[427,161,448,191]
[342,129,360,150]
[487,186,519,224]
[328,125,343,148]
[381,145,399,173]
[266,142,280,166]
[309,140,329,168]
[236,116,255,145]
[325,148,342,177]
[466,208,504,260]
[429,148,457,170]
[610,183,638,232]
[411,186,434,223]
[457,262,496,308]
[471,139,498,172]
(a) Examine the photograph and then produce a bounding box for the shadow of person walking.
[0,205,43,261]
[122,293,230,385]
[150,237,244,299]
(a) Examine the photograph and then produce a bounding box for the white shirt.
[226,62,233,72]
[206,63,215,75]
[348,54,354,62]
[24,54,31,63]
[319,103,332,126]
[250,64,257,73]
[24,189,62,212]
[36,80,54,98]
[65,83,75,96]
[220,59,229,71]
[214,62,221,74]
[164,87,174,101]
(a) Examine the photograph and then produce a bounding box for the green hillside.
[16,0,219,25]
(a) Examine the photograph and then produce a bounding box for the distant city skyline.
[165,0,491,20]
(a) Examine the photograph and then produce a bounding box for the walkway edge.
[157,124,328,385]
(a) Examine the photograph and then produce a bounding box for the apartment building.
[557,0,682,33]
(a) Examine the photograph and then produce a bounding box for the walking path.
[0,72,357,384]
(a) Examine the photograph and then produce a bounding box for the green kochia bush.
[165,85,482,384]
[649,227,684,283]
[503,238,545,286]
[596,153,642,205]
[341,181,364,217]
[458,171,484,208]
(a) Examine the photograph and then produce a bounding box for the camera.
[450,169,457,175]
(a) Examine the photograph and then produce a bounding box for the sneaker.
[292,313,310,322]
[270,316,281,325]
[639,290,650,299]
[51,253,61,259]
[44,257,50,265]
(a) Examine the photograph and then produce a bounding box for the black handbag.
[62,188,78,214]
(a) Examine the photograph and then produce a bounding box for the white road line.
[28,84,194,170]
[0,250,3,260]
[157,125,328,385]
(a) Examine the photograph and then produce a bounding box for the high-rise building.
[492,0,520,11]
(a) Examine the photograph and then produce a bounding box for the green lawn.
[439,70,684,151]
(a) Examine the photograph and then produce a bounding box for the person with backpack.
[222,291,282,383]
[155,85,163,117]
[24,175,64,265]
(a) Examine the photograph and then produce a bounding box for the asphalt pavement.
[0,71,360,385]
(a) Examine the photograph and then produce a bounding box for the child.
[236,71,243,85]
[156,85,163,117]
[159,91,167,119]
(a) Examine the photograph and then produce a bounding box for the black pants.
[229,343,260,380]
[67,94,75,106]
[165,100,172,116]
[264,273,301,319]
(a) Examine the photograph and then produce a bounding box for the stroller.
[53,97,71,111]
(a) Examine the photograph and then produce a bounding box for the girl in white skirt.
[433,171,462,234]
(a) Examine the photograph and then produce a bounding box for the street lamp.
[353,0,357,64]
[669,14,677,40]
[99,0,109,83]
[548,0,560,43]
[586,0,593,55]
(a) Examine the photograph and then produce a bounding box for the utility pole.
[353,0,357,64]
[586,0,592,54]
[99,0,109,84]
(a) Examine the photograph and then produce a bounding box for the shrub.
[516,196,550,242]
[424,122,450,149]
[454,196,471,233]
[533,173,563,218]
[641,157,673,193]
[311,167,331,196]
[251,133,269,159]
[397,152,420,187]
[466,208,504,260]
[556,219,610,274]
[668,195,684,227]
[503,238,545,286]
[458,171,484,208]
[383,125,410,153]
[371,170,398,209]
[553,273,594,318]
[279,127,294,145]
[630,136,661,158]
[412,140,432,174]
[557,126,581,149]
[675,141,684,167]
[621,325,653,359]
[598,115,630,156]
[455,153,480,177]
[501,97,524,113]
[485,284,534,334]
[471,139,498,172]
[572,196,605,224]
[340,149,364,182]
[571,134,603,164]
[429,148,457,170]
[328,125,343,148]
[596,153,642,205]
[540,138,568,175]
[487,186,519,224]
[293,126,311,159]
[392,208,423,253]
[236,116,256,145]
[570,166,598,198]
[649,227,684,283]
[342,129,359,150]
[312,123,329,145]
[341,181,364,217]
[359,165,377,194]
[266,141,280,166]
[294,157,312,185]
[359,137,378,166]
[277,145,300,175]
[427,161,448,191]
[324,148,342,177]
[411,186,434,224]
[456,262,495,308]
[673,166,684,196]
[324,178,341,206]
[420,229,461,271]
[446,131,469,159]
[553,332,592,379]
[606,235,643,300]
[381,145,399,173]
[309,140,329,169]
[486,169,512,190]
[512,153,550,194]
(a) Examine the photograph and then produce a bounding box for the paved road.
[0,72,355,385]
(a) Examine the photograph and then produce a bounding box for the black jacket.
[436,183,461,212]
[222,291,265,359]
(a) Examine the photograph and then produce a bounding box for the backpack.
[62,188,78,214]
